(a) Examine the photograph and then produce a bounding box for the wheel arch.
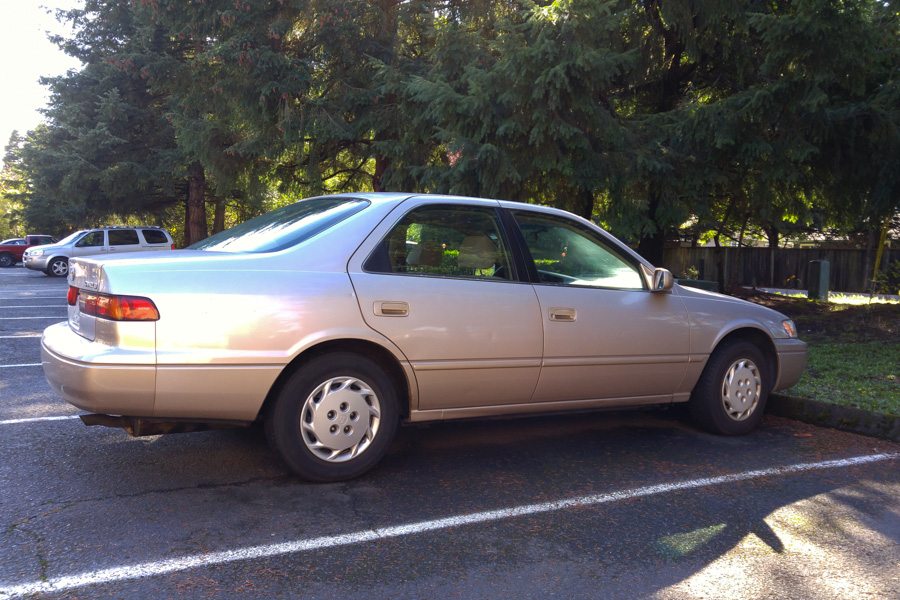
[711,327,778,390]
[257,338,413,423]
[46,255,70,273]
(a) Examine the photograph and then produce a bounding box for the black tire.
[265,352,399,482]
[47,257,69,277]
[0,253,13,268]
[689,339,769,435]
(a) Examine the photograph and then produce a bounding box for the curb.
[767,393,900,443]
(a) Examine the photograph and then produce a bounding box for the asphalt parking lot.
[1,265,899,599]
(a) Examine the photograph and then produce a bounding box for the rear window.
[109,230,140,245]
[142,229,169,244]
[188,197,369,253]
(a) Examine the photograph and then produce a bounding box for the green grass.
[828,293,899,305]
[785,341,900,415]
[772,291,899,305]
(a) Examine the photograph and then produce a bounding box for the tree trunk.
[637,194,665,266]
[765,227,778,287]
[213,196,226,234]
[185,161,208,246]
[863,226,876,293]
[713,234,726,294]
[373,154,391,192]
[571,187,594,221]
[727,212,750,293]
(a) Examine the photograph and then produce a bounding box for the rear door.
[348,198,543,413]
[107,229,142,254]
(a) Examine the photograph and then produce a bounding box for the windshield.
[55,230,88,245]
[188,197,369,253]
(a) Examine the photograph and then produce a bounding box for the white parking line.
[0,305,66,309]
[0,334,42,339]
[0,363,42,368]
[0,316,65,320]
[0,415,81,425]
[0,452,896,599]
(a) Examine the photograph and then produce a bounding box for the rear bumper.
[773,338,808,391]
[41,322,156,415]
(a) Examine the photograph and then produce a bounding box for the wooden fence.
[660,246,900,293]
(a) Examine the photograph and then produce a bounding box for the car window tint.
[142,229,169,244]
[75,231,105,248]
[366,205,515,281]
[512,211,644,290]
[108,230,140,246]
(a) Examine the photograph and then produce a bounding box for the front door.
[510,209,691,404]
[71,230,108,259]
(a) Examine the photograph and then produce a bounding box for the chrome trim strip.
[409,394,673,422]
[412,359,543,371]
[542,355,691,367]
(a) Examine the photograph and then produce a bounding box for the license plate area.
[68,302,96,341]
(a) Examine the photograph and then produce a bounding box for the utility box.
[808,260,830,301]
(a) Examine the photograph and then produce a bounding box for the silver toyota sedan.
[42,193,807,481]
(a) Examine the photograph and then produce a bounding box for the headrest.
[406,240,443,268]
[458,234,497,269]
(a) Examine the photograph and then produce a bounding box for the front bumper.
[24,254,50,271]
[41,322,156,416]
[773,338,808,391]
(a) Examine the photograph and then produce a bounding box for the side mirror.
[651,268,674,293]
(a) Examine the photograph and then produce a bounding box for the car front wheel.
[0,253,13,268]
[47,257,69,277]
[689,339,769,435]
[265,352,399,482]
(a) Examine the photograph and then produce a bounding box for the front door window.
[512,211,643,290]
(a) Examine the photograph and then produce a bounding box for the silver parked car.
[42,194,807,481]
[24,226,174,277]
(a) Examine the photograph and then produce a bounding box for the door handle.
[374,301,409,317]
[549,307,576,322]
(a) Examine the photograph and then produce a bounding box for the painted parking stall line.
[0,452,896,600]
[0,415,81,425]
[0,363,42,368]
[0,317,66,320]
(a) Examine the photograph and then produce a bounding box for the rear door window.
[108,230,140,246]
[365,204,516,281]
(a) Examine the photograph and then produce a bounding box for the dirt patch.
[731,288,900,344]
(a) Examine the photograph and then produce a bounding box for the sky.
[1,0,83,152]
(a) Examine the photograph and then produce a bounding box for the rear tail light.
[72,288,160,321]
[171,243,175,250]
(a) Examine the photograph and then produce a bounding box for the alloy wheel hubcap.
[300,376,381,462]
[721,358,761,421]
[51,261,68,276]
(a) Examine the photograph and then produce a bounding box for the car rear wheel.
[265,352,399,482]
[0,253,13,268]
[47,257,69,277]
[689,339,769,435]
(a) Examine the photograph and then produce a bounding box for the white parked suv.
[24,226,175,277]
